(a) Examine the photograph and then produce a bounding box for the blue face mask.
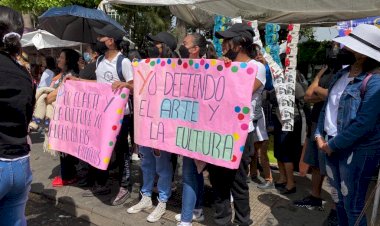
[83,52,92,63]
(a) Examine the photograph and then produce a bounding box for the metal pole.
[371,168,380,226]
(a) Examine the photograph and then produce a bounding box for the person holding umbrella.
[67,24,134,206]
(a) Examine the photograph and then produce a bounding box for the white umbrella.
[21,29,81,50]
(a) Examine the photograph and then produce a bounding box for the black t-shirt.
[0,52,36,159]
[79,62,97,80]
[310,72,335,122]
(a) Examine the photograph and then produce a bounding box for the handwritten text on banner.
[133,58,256,169]
[49,81,129,170]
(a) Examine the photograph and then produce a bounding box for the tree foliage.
[0,0,101,14]
[111,5,172,50]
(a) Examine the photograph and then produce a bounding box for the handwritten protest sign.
[133,58,256,169]
[48,81,129,170]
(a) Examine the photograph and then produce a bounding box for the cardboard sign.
[133,58,257,169]
[48,81,129,170]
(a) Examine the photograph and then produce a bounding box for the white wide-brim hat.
[333,24,380,62]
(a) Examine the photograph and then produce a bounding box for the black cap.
[215,23,254,42]
[94,24,125,41]
[147,31,177,51]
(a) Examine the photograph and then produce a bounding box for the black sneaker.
[293,195,325,210]
[323,209,338,226]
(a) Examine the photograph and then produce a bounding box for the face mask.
[147,46,160,58]
[224,49,239,61]
[83,52,91,63]
[337,48,356,65]
[96,41,108,54]
[179,45,190,58]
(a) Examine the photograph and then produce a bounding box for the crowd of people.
[1,5,380,226]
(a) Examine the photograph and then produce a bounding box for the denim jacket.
[315,67,380,152]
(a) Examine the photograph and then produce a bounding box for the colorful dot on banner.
[240,146,245,152]
[231,66,239,73]
[161,61,166,66]
[194,63,200,69]
[132,61,139,67]
[238,113,244,120]
[232,155,237,162]
[145,58,150,63]
[178,59,183,65]
[150,61,155,67]
[210,59,217,66]
[121,93,127,99]
[200,59,205,65]
[234,106,241,113]
[171,63,176,69]
[247,67,254,75]
[103,157,110,164]
[167,59,172,64]
[116,109,123,114]
[240,62,247,68]
[225,61,231,68]
[241,123,248,130]
[157,58,161,64]
[205,63,210,69]
[112,125,117,130]
[109,141,114,146]
[242,107,250,114]
[189,59,194,66]
[233,133,240,141]
[183,62,188,69]
[217,65,223,71]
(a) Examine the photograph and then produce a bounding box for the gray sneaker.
[111,187,130,206]
[257,181,275,189]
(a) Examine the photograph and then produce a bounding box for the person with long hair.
[207,23,267,226]
[127,31,177,223]
[48,48,81,187]
[38,56,56,88]
[0,6,36,225]
[175,33,217,226]
[315,24,380,226]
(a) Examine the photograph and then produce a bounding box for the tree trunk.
[22,13,34,31]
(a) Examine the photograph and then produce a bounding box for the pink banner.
[133,58,257,169]
[48,81,129,170]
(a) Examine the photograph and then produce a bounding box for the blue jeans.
[181,157,204,222]
[139,146,173,202]
[325,149,380,226]
[0,157,33,226]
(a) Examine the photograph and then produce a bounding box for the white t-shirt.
[249,59,266,132]
[95,52,134,114]
[324,72,353,136]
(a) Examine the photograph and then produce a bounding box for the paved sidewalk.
[28,132,378,226]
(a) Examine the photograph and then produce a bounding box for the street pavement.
[27,132,378,226]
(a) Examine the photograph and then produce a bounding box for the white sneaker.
[127,194,152,214]
[177,222,192,226]
[147,200,166,222]
[175,210,205,222]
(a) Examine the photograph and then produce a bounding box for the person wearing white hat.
[315,24,380,226]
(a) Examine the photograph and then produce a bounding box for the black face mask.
[147,46,160,58]
[96,41,108,54]
[179,45,190,58]
[224,49,239,61]
[337,48,356,65]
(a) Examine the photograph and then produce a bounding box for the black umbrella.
[39,5,126,43]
